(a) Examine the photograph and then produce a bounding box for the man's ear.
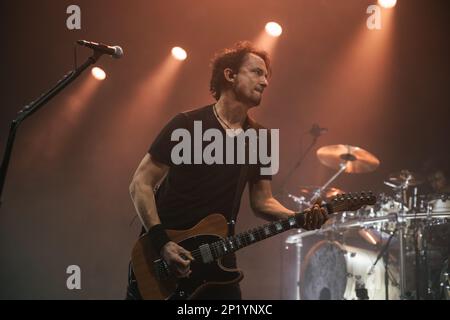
[224,68,236,83]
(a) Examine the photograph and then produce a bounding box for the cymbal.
[317,144,380,173]
[297,186,345,198]
[389,170,424,186]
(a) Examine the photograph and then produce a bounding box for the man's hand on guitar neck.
[161,241,195,278]
[300,199,329,230]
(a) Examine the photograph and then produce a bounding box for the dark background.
[0,0,449,299]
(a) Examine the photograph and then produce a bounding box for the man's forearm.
[252,197,295,221]
[129,181,161,231]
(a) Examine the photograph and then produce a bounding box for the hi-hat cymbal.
[388,170,424,186]
[317,144,380,173]
[297,186,345,198]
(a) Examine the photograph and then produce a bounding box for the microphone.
[77,40,124,59]
[309,123,328,138]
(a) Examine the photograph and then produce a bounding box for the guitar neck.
[195,192,375,263]
[208,207,327,260]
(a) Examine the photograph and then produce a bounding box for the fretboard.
[207,215,300,260]
[194,192,375,264]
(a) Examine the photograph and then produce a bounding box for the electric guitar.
[131,192,376,300]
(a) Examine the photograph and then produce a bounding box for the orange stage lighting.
[254,22,283,55]
[25,74,102,163]
[378,0,397,9]
[265,22,283,37]
[171,47,187,61]
[91,67,106,80]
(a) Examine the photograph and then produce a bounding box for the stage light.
[171,47,187,61]
[91,67,106,80]
[378,0,397,9]
[265,22,282,37]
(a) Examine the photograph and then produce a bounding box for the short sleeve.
[149,113,189,166]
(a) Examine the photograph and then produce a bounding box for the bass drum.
[299,240,400,300]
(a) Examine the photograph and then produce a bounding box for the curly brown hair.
[209,41,271,101]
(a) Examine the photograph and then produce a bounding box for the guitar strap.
[228,115,257,236]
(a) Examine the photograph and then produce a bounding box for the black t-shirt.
[149,104,272,230]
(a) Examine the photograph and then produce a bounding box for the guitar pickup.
[199,244,214,264]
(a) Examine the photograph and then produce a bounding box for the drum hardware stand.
[295,235,303,300]
[420,205,434,299]
[288,162,347,211]
[422,230,433,299]
[311,162,348,203]
[397,211,411,299]
[385,178,414,299]
[410,204,434,299]
[440,261,449,300]
[410,187,418,212]
[368,227,398,300]
[290,162,348,210]
[413,220,422,300]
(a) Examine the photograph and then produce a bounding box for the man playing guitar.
[126,41,328,299]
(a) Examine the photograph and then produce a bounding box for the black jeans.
[126,254,242,300]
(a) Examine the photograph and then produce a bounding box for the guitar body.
[131,214,243,300]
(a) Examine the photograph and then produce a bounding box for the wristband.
[147,224,170,254]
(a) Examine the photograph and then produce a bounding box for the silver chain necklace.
[213,104,233,130]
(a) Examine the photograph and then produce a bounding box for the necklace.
[213,104,242,137]
[213,104,233,130]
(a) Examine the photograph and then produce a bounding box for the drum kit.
[282,144,450,300]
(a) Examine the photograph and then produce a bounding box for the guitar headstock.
[326,192,377,214]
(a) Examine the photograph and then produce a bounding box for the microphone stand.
[0,50,103,208]
[279,133,321,197]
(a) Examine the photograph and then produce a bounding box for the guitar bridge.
[153,259,170,280]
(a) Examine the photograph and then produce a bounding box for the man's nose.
[261,77,269,87]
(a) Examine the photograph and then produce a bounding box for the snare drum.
[299,240,400,300]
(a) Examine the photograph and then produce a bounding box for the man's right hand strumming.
[161,241,195,278]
